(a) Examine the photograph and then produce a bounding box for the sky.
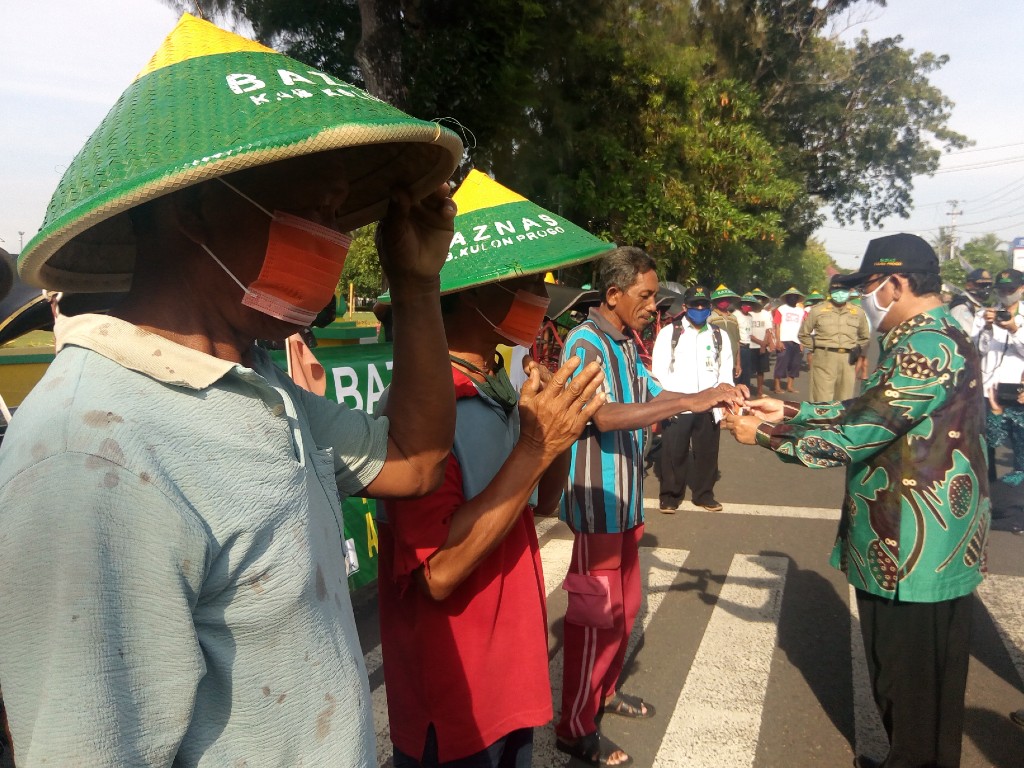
[2,0,1023,271]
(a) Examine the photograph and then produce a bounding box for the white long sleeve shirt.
[651,319,733,417]
[973,305,1024,391]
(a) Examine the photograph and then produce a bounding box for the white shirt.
[651,319,734,418]
[774,304,805,343]
[973,306,1024,390]
[733,309,752,346]
[748,309,773,348]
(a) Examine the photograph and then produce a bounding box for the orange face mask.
[203,179,352,326]
[477,285,551,347]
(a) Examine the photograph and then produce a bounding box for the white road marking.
[848,585,889,764]
[532,545,691,768]
[654,554,788,768]
[977,574,1024,686]
[644,499,840,520]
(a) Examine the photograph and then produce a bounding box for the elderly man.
[0,14,463,767]
[798,276,870,402]
[556,247,743,767]
[727,234,990,768]
[375,171,611,767]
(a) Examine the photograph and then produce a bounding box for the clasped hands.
[722,391,787,446]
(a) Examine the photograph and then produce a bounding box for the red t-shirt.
[377,370,552,762]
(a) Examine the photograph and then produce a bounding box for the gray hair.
[596,247,657,301]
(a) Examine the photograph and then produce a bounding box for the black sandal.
[556,731,633,767]
[603,691,656,719]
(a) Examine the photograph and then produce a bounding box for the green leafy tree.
[939,232,1010,287]
[166,0,969,284]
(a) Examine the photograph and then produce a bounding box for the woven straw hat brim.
[19,15,463,292]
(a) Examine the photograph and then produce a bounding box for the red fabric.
[377,366,552,762]
[557,526,644,740]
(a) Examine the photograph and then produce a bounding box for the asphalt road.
[354,365,1024,768]
[3,365,1019,768]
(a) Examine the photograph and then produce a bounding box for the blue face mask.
[686,306,711,326]
[830,289,850,304]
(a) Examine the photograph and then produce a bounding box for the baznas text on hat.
[448,216,567,261]
[228,68,382,106]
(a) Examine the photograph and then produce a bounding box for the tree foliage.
[166,0,969,293]
[938,232,1010,287]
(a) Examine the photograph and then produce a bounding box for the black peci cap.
[833,234,939,287]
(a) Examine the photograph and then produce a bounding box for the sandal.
[556,731,633,767]
[603,691,656,719]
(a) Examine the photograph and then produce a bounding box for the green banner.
[271,341,394,589]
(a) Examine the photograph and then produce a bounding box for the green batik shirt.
[755,306,990,602]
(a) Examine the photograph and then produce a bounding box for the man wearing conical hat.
[772,286,807,394]
[709,284,742,381]
[374,171,610,766]
[0,15,464,767]
[746,288,776,397]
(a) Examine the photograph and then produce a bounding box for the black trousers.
[657,412,719,507]
[856,589,974,768]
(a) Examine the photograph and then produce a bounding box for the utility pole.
[18,231,24,253]
[946,200,963,264]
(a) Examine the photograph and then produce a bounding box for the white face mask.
[999,289,1023,307]
[862,278,894,331]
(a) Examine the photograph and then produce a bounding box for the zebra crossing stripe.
[977,574,1024,686]
[531,545,691,768]
[653,554,788,768]
[643,498,840,521]
[847,585,888,763]
[373,526,576,766]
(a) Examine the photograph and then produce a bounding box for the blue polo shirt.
[0,314,388,766]
[561,308,662,534]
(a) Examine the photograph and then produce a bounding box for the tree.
[692,0,970,230]
[939,233,1010,287]
[165,0,969,290]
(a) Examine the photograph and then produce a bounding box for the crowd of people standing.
[0,11,1016,768]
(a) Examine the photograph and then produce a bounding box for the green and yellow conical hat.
[383,170,614,299]
[20,13,463,292]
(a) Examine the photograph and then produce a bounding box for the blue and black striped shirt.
[560,308,662,534]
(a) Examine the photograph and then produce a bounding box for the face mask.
[449,354,518,414]
[739,304,752,314]
[714,299,732,312]
[862,278,894,331]
[972,286,991,302]
[686,306,711,326]
[830,289,850,304]
[999,288,1022,307]
[203,179,352,326]
[476,285,551,347]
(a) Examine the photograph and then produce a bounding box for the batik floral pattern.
[759,307,991,601]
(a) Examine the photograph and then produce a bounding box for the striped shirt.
[561,308,662,534]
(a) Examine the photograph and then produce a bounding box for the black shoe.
[697,500,723,512]
[854,756,884,768]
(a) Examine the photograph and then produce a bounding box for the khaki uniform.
[710,309,740,365]
[798,300,870,401]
